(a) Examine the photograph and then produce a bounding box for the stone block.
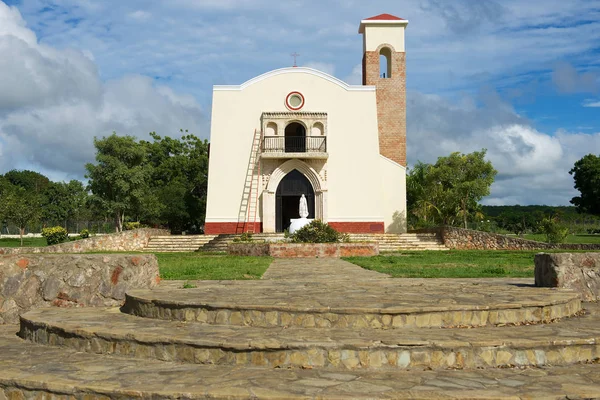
[0,254,159,324]
[535,253,600,301]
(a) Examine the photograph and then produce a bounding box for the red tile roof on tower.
[364,13,405,21]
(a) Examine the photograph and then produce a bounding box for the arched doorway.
[285,122,306,153]
[276,169,315,232]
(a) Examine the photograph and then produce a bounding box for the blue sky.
[0,0,599,205]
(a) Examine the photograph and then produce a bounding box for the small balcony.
[261,136,328,159]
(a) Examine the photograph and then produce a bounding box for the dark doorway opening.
[284,122,306,152]
[276,169,315,232]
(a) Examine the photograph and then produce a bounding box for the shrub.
[540,217,569,244]
[233,232,253,243]
[124,222,141,231]
[79,229,90,239]
[290,220,345,243]
[41,226,69,245]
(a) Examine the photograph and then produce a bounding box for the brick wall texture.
[363,47,406,166]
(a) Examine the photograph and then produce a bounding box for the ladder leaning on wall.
[236,129,262,234]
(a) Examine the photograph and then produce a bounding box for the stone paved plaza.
[2,258,600,398]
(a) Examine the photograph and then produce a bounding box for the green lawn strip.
[344,250,546,278]
[0,237,47,247]
[156,253,273,280]
[521,234,600,244]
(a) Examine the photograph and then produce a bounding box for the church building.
[205,14,408,234]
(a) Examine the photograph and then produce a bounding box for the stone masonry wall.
[414,227,600,251]
[535,253,600,301]
[0,254,160,324]
[0,228,169,255]
[229,243,379,258]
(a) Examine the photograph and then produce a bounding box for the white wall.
[379,156,407,233]
[205,68,385,226]
[363,25,406,52]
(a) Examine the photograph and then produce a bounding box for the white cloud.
[0,2,204,181]
[2,0,599,205]
[344,64,363,85]
[582,100,600,108]
[407,90,600,205]
[128,10,151,20]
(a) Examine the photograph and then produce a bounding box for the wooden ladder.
[236,129,262,234]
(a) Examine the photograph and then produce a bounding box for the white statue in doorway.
[299,194,309,218]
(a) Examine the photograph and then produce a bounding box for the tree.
[407,150,497,229]
[142,130,209,232]
[3,170,50,194]
[86,131,210,234]
[0,176,11,234]
[2,185,42,246]
[86,134,151,232]
[497,210,538,236]
[407,162,441,227]
[570,154,600,216]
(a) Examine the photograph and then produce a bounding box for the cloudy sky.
[0,0,599,205]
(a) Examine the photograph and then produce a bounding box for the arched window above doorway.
[284,122,306,153]
[380,47,392,78]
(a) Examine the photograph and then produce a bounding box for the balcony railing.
[262,136,327,154]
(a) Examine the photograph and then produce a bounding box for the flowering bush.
[41,226,69,245]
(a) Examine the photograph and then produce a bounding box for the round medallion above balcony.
[285,92,305,111]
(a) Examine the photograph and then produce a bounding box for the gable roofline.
[213,67,375,92]
[359,13,409,33]
[365,13,405,21]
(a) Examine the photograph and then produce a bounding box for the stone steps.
[3,325,600,399]
[348,234,447,251]
[19,303,600,371]
[144,235,217,252]
[122,280,581,329]
[198,233,448,253]
[6,258,600,398]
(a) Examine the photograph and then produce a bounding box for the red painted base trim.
[204,222,262,235]
[328,222,385,234]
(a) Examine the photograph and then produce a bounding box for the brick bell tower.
[359,14,409,167]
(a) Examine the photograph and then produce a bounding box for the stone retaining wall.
[0,254,159,324]
[535,252,600,302]
[228,242,379,258]
[0,228,169,255]
[414,227,600,251]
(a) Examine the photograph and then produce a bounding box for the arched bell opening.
[379,46,392,78]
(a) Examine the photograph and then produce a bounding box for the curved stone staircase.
[3,258,600,398]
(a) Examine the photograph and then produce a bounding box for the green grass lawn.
[0,237,47,247]
[521,234,600,244]
[344,250,548,278]
[157,253,273,280]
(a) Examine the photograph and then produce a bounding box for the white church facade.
[205,14,408,234]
